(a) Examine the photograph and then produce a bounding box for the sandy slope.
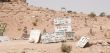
[0,2,110,53]
[0,40,110,53]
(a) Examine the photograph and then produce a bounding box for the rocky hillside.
[0,2,110,40]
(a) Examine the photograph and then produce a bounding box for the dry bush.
[88,12,96,18]
[21,51,25,53]
[89,28,95,36]
[88,12,97,21]
[67,10,72,13]
[61,42,72,53]
[32,22,37,26]
[99,12,106,17]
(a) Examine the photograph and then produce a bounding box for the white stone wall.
[54,17,72,32]
[41,32,65,43]
[77,36,90,48]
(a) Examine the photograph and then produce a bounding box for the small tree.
[99,12,106,17]
[88,12,96,17]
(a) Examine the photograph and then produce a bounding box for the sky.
[27,0,110,15]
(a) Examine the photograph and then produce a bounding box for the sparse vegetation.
[107,15,110,18]
[90,28,95,36]
[32,22,37,26]
[88,12,96,17]
[21,51,25,53]
[32,19,39,26]
[67,10,72,13]
[99,12,106,17]
[61,42,72,53]
[84,18,88,26]
[88,12,97,21]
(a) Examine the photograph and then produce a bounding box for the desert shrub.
[32,22,37,26]
[99,12,106,17]
[90,28,95,36]
[107,15,110,18]
[67,10,72,13]
[32,19,39,26]
[21,51,25,53]
[88,12,96,17]
[61,42,72,53]
[100,26,102,30]
[84,18,88,26]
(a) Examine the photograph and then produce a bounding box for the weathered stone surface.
[28,29,41,43]
[77,36,90,48]
[41,32,65,43]
[65,32,74,40]
[0,36,9,42]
